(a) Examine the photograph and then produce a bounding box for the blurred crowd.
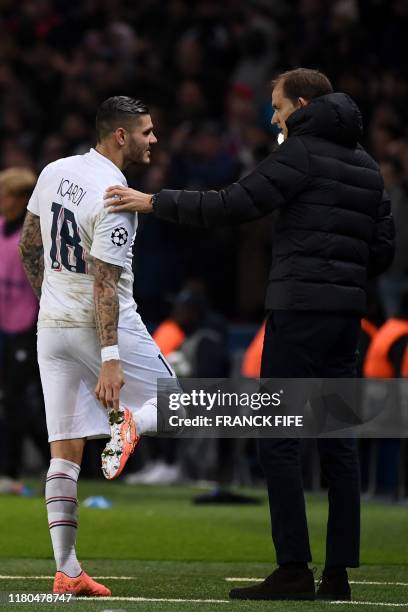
[0,0,408,495]
[0,0,407,320]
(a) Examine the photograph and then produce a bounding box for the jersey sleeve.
[26,162,55,217]
[90,208,135,267]
[27,182,40,216]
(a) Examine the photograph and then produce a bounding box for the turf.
[1,560,407,611]
[0,481,407,610]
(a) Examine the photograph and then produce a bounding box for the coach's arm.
[93,258,125,411]
[367,190,395,278]
[104,138,309,226]
[19,211,44,299]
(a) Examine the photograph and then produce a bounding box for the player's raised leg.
[101,395,167,480]
[101,405,139,480]
[101,325,178,480]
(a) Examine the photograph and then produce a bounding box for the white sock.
[133,397,157,435]
[46,458,81,577]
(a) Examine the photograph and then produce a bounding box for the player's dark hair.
[272,68,333,103]
[96,96,149,142]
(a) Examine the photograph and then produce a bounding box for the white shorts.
[38,320,175,442]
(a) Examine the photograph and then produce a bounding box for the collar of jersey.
[88,148,127,185]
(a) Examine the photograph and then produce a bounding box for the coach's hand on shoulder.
[104,185,153,214]
[95,360,125,411]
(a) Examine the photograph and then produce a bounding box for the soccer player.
[19,96,175,597]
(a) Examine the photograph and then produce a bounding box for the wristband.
[101,345,120,362]
[151,193,159,210]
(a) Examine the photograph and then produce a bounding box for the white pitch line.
[76,597,408,607]
[226,578,408,587]
[225,578,265,583]
[0,575,133,580]
[329,602,408,608]
[2,576,407,587]
[76,596,230,603]
[349,582,408,587]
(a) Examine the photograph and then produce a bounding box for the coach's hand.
[104,185,153,213]
[95,360,125,411]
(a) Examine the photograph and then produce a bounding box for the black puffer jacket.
[154,93,395,314]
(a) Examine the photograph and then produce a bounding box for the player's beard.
[127,140,151,165]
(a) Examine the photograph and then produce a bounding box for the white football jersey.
[28,148,138,329]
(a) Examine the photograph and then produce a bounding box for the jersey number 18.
[50,202,86,273]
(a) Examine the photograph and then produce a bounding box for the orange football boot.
[53,570,111,596]
[101,407,140,480]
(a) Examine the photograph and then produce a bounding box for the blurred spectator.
[378,158,408,316]
[174,80,209,124]
[169,121,241,190]
[364,293,408,379]
[0,0,407,322]
[0,168,48,480]
[362,293,408,497]
[126,282,230,486]
[241,321,265,378]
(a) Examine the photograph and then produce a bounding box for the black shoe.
[229,566,315,600]
[316,570,351,601]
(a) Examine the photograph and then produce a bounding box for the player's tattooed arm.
[94,259,125,411]
[19,211,44,300]
[93,258,122,348]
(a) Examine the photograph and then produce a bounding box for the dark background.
[1,0,407,323]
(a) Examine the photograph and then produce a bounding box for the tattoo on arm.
[93,258,122,348]
[19,211,44,300]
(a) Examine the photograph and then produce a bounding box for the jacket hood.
[286,92,363,147]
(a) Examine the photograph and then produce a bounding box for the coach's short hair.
[96,96,149,142]
[272,68,333,102]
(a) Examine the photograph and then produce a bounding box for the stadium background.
[0,0,407,320]
[0,1,407,609]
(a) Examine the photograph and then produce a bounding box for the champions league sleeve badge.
[111,226,129,246]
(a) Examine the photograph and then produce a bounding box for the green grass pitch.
[0,480,407,610]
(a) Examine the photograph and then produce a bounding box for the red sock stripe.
[46,474,77,483]
[46,496,77,505]
[48,520,77,529]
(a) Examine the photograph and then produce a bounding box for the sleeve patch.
[111,226,129,246]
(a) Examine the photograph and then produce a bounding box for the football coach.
[104,68,395,601]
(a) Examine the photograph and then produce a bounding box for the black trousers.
[0,329,49,478]
[258,311,361,568]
